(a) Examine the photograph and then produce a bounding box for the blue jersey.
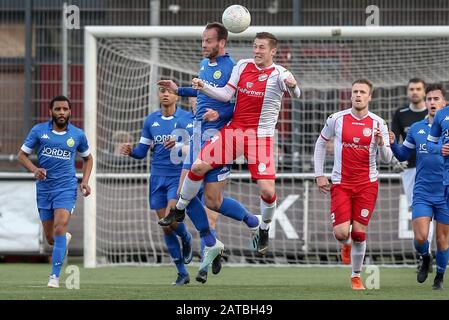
[21,120,90,193]
[175,112,199,165]
[139,107,191,177]
[427,107,449,185]
[175,112,195,141]
[393,119,445,199]
[178,54,235,134]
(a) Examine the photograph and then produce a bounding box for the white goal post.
[84,26,449,268]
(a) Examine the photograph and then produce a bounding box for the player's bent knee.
[205,197,221,212]
[191,163,207,176]
[436,240,449,251]
[414,235,428,244]
[436,232,449,251]
[53,225,67,236]
[260,190,276,202]
[351,231,366,243]
[333,230,350,242]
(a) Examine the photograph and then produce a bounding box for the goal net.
[84,26,449,267]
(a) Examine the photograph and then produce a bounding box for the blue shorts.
[150,175,179,210]
[182,140,231,183]
[412,197,449,225]
[37,189,77,222]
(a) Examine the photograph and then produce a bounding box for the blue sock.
[200,229,216,247]
[436,248,449,275]
[414,240,430,257]
[173,222,191,244]
[186,196,210,234]
[200,229,216,272]
[219,197,248,222]
[51,234,67,277]
[201,229,216,258]
[243,214,259,228]
[186,196,216,247]
[164,233,187,275]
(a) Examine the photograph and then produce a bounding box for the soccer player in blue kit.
[18,96,93,288]
[120,86,194,286]
[157,22,261,278]
[175,99,223,283]
[390,84,449,290]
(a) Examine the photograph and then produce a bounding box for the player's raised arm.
[157,79,178,93]
[192,77,235,102]
[280,69,301,98]
[390,130,414,162]
[376,120,393,163]
[427,109,444,155]
[158,79,198,97]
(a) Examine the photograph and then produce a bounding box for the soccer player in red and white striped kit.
[314,79,393,290]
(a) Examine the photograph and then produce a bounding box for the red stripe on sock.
[187,170,204,181]
[261,194,277,204]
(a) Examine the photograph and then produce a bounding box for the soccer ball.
[222,5,251,34]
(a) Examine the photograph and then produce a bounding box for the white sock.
[351,241,366,277]
[260,197,276,230]
[427,220,434,253]
[176,174,203,210]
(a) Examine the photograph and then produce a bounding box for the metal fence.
[1,0,449,171]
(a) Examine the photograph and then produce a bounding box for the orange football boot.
[341,243,352,265]
[351,276,366,290]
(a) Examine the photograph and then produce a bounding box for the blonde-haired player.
[314,79,392,290]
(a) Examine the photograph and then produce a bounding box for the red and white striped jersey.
[226,59,293,137]
[320,108,390,185]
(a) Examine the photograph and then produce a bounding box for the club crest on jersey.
[353,137,360,143]
[362,128,372,137]
[258,73,268,82]
[213,70,222,79]
[67,137,75,147]
[246,82,254,88]
[258,162,267,173]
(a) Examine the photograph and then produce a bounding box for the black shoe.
[158,206,185,226]
[172,273,190,286]
[211,253,222,275]
[195,270,208,284]
[432,273,444,290]
[257,228,269,255]
[182,237,193,265]
[417,254,434,274]
[417,254,432,283]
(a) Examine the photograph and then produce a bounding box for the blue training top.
[392,118,444,199]
[21,120,90,193]
[427,107,449,186]
[177,54,235,135]
[130,106,191,176]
